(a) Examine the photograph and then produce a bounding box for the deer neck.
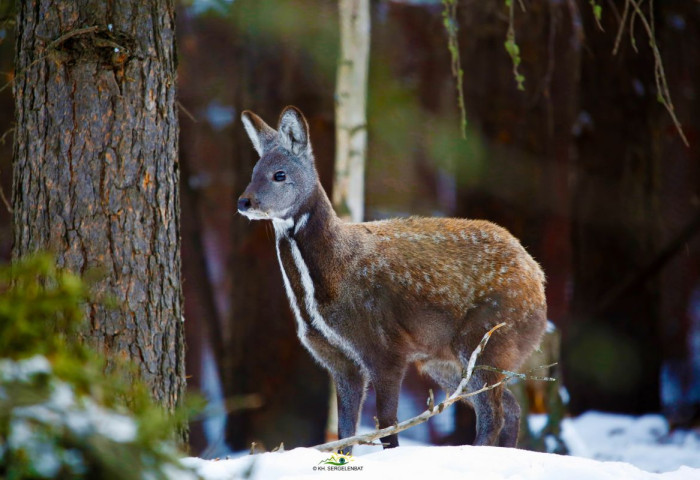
[273,182,341,246]
[272,182,344,308]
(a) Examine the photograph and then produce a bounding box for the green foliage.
[0,255,198,480]
[589,0,603,30]
[503,36,525,91]
[504,0,525,91]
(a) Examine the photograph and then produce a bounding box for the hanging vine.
[441,0,467,139]
[504,0,526,91]
[613,0,688,146]
[589,0,603,30]
[440,0,688,147]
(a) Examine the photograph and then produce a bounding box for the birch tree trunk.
[327,0,371,441]
[12,0,185,411]
[333,0,370,223]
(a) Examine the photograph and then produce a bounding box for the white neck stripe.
[275,240,307,338]
[294,213,309,235]
[287,237,364,368]
[272,217,294,238]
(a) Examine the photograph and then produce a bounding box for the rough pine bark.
[12,0,185,411]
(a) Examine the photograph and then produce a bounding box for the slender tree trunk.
[12,0,185,411]
[333,0,370,223]
[325,0,371,442]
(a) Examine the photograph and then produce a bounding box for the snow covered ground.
[182,412,700,480]
[547,411,700,474]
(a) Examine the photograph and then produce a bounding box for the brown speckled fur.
[238,107,547,452]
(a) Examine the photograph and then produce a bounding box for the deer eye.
[273,171,286,182]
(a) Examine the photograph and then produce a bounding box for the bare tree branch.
[312,322,556,453]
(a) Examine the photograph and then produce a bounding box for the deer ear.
[241,110,276,156]
[278,106,310,156]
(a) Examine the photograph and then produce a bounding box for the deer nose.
[238,197,252,211]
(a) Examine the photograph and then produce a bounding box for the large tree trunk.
[12,0,185,411]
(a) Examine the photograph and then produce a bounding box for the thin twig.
[0,126,14,146]
[476,363,558,382]
[626,0,689,146]
[629,0,639,53]
[0,25,100,95]
[0,127,15,214]
[612,0,630,55]
[0,75,15,95]
[177,100,198,123]
[0,180,11,214]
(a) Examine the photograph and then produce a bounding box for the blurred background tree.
[0,0,698,456]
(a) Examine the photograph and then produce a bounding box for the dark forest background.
[0,0,698,456]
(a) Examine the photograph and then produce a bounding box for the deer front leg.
[371,363,406,449]
[303,329,367,454]
[334,369,367,454]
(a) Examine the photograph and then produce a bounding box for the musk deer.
[237,106,547,451]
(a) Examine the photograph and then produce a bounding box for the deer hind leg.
[464,369,506,446]
[422,360,507,446]
[453,297,527,447]
[498,387,521,447]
